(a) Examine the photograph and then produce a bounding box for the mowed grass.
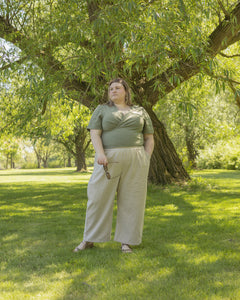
[0,168,240,300]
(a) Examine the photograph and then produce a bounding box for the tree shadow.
[192,170,240,179]
[1,171,240,299]
[0,169,91,177]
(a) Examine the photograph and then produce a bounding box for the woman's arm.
[144,134,154,157]
[90,129,108,166]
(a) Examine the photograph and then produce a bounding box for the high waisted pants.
[83,147,150,245]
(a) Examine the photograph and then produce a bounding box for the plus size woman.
[74,78,154,253]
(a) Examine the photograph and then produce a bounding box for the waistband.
[104,146,143,151]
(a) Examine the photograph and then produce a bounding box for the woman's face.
[109,82,126,103]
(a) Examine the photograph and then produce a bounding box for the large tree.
[1,0,240,184]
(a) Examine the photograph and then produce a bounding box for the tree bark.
[34,148,42,168]
[42,159,48,168]
[5,153,9,169]
[42,150,50,168]
[184,125,198,169]
[67,155,72,167]
[75,146,87,172]
[75,128,88,172]
[75,134,86,171]
[146,108,190,184]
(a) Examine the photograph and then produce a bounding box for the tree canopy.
[1,0,240,183]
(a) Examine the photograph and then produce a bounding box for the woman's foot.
[121,244,132,253]
[73,241,94,252]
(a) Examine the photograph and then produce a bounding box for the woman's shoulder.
[97,103,113,109]
[131,105,141,109]
[93,103,115,116]
[131,105,146,113]
[93,103,108,112]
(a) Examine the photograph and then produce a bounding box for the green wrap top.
[87,104,154,149]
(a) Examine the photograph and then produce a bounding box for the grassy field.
[0,168,240,300]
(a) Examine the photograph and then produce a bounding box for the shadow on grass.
[0,180,128,299]
[137,178,240,299]
[0,169,91,177]
[60,172,240,299]
[1,170,240,299]
[0,180,91,296]
[192,169,240,179]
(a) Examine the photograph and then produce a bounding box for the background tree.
[50,101,92,171]
[0,57,92,171]
[155,76,240,168]
[32,138,54,168]
[0,136,19,169]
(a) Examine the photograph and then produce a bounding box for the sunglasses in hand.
[102,162,120,180]
[103,165,111,179]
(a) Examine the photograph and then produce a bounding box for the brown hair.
[107,78,132,106]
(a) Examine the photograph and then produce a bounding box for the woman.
[74,78,154,253]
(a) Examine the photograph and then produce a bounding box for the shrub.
[21,162,38,169]
[197,139,240,170]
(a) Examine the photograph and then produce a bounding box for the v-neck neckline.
[113,105,132,115]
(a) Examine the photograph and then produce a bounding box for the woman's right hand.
[97,153,108,166]
[90,130,108,166]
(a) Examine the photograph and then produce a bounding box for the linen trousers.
[83,146,150,245]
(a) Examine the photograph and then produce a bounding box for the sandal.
[121,244,133,253]
[73,241,94,252]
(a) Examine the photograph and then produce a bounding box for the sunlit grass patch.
[0,168,240,299]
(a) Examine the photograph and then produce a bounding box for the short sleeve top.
[87,104,154,149]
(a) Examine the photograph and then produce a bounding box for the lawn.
[0,168,240,300]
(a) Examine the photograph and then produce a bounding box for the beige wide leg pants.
[83,147,150,245]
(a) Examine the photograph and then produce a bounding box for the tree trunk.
[33,148,42,168]
[75,143,87,172]
[43,159,48,168]
[37,159,41,168]
[5,153,9,169]
[146,108,190,184]
[185,125,198,169]
[67,155,72,167]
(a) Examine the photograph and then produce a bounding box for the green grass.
[0,168,240,300]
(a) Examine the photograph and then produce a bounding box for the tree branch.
[228,80,240,107]
[0,15,94,107]
[142,1,240,106]
[208,2,240,55]
[217,0,230,18]
[203,67,240,85]
[1,1,240,111]
[83,139,91,152]
[219,52,240,58]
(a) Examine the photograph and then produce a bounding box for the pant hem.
[83,237,111,243]
[114,238,141,246]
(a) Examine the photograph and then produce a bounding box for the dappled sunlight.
[1,169,240,299]
[190,253,224,266]
[168,242,192,253]
[2,233,19,242]
[146,203,180,213]
[136,267,174,281]
[145,205,183,218]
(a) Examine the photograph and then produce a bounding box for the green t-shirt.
[87,104,154,149]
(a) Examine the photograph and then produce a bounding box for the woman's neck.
[114,103,130,110]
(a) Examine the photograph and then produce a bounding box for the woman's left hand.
[144,134,154,157]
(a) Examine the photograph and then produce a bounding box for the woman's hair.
[107,78,132,106]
